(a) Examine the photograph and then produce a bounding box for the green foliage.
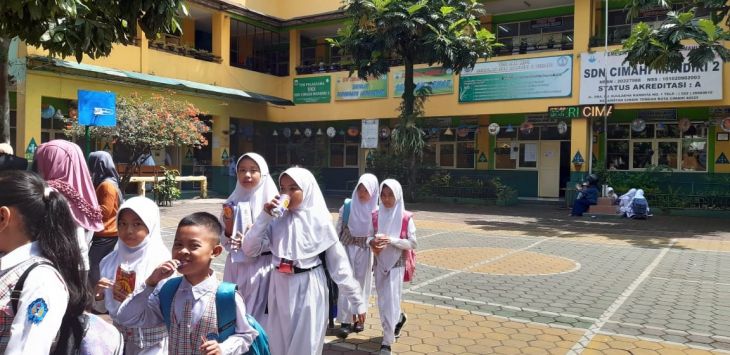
[153,167,181,206]
[366,149,411,182]
[492,177,518,203]
[65,91,209,190]
[331,0,498,201]
[621,1,730,71]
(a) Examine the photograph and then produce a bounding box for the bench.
[129,176,208,199]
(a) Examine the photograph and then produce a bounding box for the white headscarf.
[225,152,278,218]
[99,196,170,316]
[347,173,379,237]
[271,167,338,260]
[375,179,406,272]
[619,188,637,208]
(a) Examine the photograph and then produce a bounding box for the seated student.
[570,181,598,217]
[116,212,260,355]
[626,189,650,219]
[618,188,637,216]
[605,187,619,205]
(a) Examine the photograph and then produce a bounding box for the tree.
[64,92,210,190]
[329,0,498,201]
[0,0,187,144]
[621,0,729,71]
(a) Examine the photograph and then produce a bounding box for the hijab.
[619,188,637,208]
[225,153,278,219]
[347,173,379,237]
[99,196,170,315]
[271,167,338,260]
[88,150,123,202]
[35,140,103,231]
[375,179,406,272]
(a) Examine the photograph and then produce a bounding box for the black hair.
[177,212,222,244]
[0,170,90,316]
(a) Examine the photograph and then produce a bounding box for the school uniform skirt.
[337,243,372,323]
[223,253,274,324]
[267,266,328,355]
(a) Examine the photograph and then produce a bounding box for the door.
[538,141,560,197]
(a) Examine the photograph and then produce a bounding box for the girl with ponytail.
[0,170,89,352]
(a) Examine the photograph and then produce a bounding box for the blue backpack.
[631,199,648,219]
[159,277,270,355]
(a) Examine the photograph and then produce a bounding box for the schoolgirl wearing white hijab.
[242,167,366,355]
[369,179,417,354]
[626,189,650,218]
[95,196,170,354]
[220,152,278,323]
[618,188,637,215]
[335,173,379,337]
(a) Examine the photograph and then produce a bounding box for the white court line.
[603,320,730,343]
[652,276,730,287]
[408,291,599,323]
[567,239,675,354]
[405,237,555,293]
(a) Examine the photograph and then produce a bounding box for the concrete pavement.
[157,198,730,354]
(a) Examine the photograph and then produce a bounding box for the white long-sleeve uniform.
[334,205,374,324]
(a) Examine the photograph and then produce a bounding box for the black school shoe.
[394,312,407,338]
[336,323,352,339]
[353,321,365,333]
[379,345,392,354]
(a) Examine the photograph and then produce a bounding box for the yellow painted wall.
[476,115,490,170]
[181,18,196,47]
[237,0,341,20]
[715,139,730,173]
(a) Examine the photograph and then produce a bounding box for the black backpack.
[631,199,648,219]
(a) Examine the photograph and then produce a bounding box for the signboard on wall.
[335,75,387,100]
[361,119,379,148]
[393,67,454,97]
[293,76,331,104]
[459,55,573,102]
[579,51,723,104]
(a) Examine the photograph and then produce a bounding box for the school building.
[7,0,730,199]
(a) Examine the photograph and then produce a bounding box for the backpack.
[159,277,270,355]
[11,261,124,355]
[631,198,648,219]
[372,211,416,282]
[342,198,352,227]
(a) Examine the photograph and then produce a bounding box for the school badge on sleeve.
[27,298,48,324]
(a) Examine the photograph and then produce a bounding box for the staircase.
[589,197,619,215]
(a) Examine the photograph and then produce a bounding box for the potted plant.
[493,178,519,206]
[561,38,573,50]
[153,168,181,207]
[546,36,556,49]
[518,39,528,54]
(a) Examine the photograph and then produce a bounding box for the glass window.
[518,143,537,168]
[494,140,516,169]
[230,19,289,76]
[631,124,654,139]
[657,141,679,169]
[345,144,358,166]
[422,140,437,165]
[518,127,540,140]
[330,144,344,167]
[608,124,629,139]
[607,141,629,170]
[456,141,475,168]
[681,138,706,171]
[439,143,455,167]
[656,123,680,138]
[540,125,571,140]
[632,142,654,169]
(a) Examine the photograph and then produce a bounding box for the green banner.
[393,67,454,97]
[293,76,331,104]
[335,75,387,100]
[459,55,572,102]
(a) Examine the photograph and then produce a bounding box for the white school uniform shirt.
[115,272,258,355]
[76,225,94,271]
[0,242,68,354]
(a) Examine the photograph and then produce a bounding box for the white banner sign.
[580,51,723,104]
[361,119,379,149]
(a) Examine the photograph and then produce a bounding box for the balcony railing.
[148,40,221,63]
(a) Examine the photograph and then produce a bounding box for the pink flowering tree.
[65,91,210,189]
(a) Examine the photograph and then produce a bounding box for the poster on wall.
[361,119,379,149]
[335,75,387,100]
[393,67,454,97]
[580,51,723,104]
[293,76,331,104]
[458,55,572,102]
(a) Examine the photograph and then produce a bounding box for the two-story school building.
[6,0,730,198]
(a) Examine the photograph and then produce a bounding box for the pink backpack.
[372,211,416,282]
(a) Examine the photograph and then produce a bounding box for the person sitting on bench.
[570,177,599,217]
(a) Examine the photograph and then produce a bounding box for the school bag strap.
[371,210,412,239]
[342,198,352,227]
[158,276,184,331]
[244,314,271,355]
[215,281,238,342]
[11,260,54,313]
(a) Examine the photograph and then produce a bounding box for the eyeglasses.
[237,169,260,175]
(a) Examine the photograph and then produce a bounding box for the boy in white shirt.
[117,212,259,355]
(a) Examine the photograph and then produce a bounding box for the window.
[420,127,476,169]
[606,3,709,45]
[230,19,289,76]
[606,121,707,171]
[329,133,359,168]
[496,15,574,54]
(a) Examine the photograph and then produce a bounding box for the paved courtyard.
[159,199,730,354]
